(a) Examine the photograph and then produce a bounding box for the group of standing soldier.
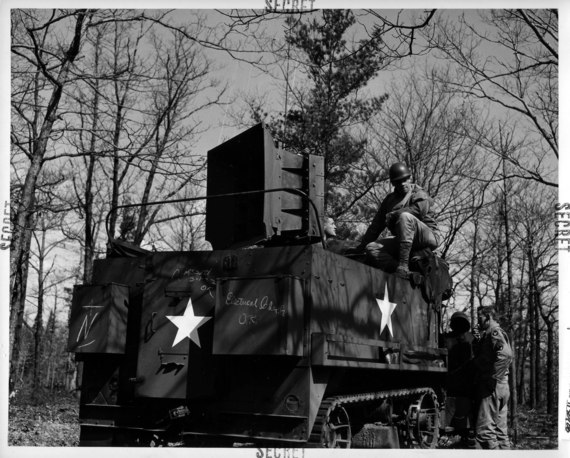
[329,162,514,449]
[443,307,514,449]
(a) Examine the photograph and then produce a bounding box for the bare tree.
[65,23,106,283]
[10,8,226,393]
[472,176,557,420]
[424,9,558,187]
[28,211,63,403]
[511,184,558,414]
[152,186,208,251]
[130,28,224,245]
[10,10,89,391]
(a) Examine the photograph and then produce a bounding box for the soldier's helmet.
[389,162,411,183]
[450,311,471,333]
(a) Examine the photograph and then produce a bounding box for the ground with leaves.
[513,406,558,449]
[8,391,79,447]
[8,392,558,449]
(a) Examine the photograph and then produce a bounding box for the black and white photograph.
[2,0,568,455]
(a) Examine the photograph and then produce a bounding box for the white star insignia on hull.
[166,297,212,348]
[376,284,397,337]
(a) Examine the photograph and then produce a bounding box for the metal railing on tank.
[105,187,326,249]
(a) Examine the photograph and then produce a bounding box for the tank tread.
[307,387,436,447]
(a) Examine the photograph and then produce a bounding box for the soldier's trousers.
[475,379,511,449]
[393,212,440,247]
[364,213,439,270]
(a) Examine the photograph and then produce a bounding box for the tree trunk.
[501,157,517,438]
[46,294,57,393]
[532,263,541,406]
[9,10,87,392]
[133,157,160,245]
[517,312,528,405]
[32,221,47,402]
[545,322,554,414]
[132,143,167,245]
[9,209,35,393]
[533,262,555,415]
[83,32,102,284]
[527,237,536,408]
[469,220,478,328]
[494,224,504,314]
[516,252,527,405]
[108,21,130,240]
[108,101,123,240]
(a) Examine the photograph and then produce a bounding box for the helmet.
[389,162,411,183]
[450,311,470,333]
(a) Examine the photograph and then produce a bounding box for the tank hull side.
[74,245,447,446]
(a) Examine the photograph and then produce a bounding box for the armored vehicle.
[68,124,450,448]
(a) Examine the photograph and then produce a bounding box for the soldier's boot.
[396,241,412,279]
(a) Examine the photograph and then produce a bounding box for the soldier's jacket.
[360,184,438,247]
[473,322,513,384]
[443,331,476,397]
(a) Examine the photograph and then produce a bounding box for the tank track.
[308,386,438,447]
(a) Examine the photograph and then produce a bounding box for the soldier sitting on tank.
[442,311,476,447]
[350,162,441,278]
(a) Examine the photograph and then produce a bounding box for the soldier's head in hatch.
[323,217,337,238]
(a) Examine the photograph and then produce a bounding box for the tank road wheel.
[309,400,352,448]
[406,389,439,448]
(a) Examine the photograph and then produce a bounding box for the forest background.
[2,1,566,451]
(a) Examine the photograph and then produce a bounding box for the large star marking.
[166,297,212,348]
[376,284,398,337]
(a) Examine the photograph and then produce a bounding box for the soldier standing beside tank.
[442,312,476,445]
[352,162,441,278]
[472,305,514,450]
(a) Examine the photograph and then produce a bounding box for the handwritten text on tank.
[225,292,286,317]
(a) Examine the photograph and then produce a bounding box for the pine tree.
[269,11,387,211]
